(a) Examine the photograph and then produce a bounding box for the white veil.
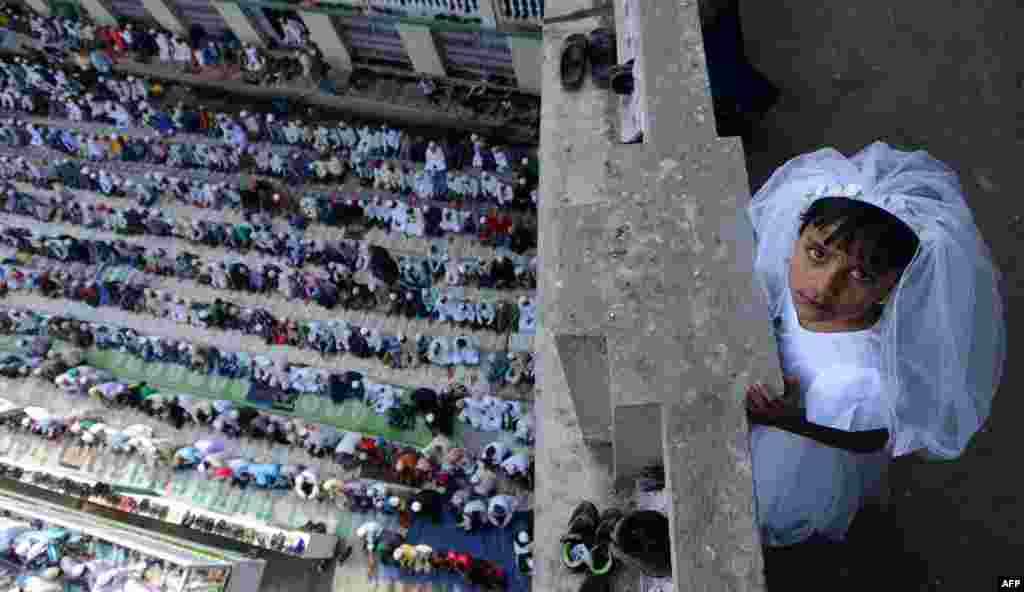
[746,142,1006,460]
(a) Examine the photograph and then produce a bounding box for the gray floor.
[738,1,1022,588]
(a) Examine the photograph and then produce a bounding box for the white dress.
[750,283,891,548]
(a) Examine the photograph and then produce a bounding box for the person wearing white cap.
[270,151,285,176]
[131,76,148,102]
[18,91,33,114]
[65,97,83,122]
[26,124,42,147]
[108,101,132,129]
[487,494,518,528]
[172,35,191,70]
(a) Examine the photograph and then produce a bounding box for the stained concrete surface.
[738,1,1024,589]
[540,1,1022,592]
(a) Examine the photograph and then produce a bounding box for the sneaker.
[588,28,617,89]
[610,60,635,95]
[595,508,624,543]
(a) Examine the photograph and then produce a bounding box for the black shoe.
[565,501,600,540]
[561,502,601,571]
[336,544,353,565]
[622,132,644,145]
[610,511,672,578]
[588,28,617,89]
[560,34,589,91]
[579,573,613,592]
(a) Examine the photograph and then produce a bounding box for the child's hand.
[745,377,800,425]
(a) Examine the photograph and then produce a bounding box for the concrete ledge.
[612,402,663,491]
[541,1,776,591]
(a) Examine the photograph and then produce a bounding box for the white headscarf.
[746,141,1005,460]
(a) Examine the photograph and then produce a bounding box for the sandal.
[560,501,601,571]
[588,28,618,89]
[560,34,589,91]
[595,508,624,543]
[563,541,615,575]
[579,572,613,592]
[610,59,635,96]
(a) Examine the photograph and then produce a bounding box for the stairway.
[539,1,773,591]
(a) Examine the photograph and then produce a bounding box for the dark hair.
[799,197,920,275]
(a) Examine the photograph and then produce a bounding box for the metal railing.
[368,0,483,22]
[494,0,542,27]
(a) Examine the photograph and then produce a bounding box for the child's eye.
[807,248,825,261]
[850,269,874,283]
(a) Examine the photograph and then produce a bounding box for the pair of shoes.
[560,29,618,91]
[560,502,615,575]
[609,510,673,578]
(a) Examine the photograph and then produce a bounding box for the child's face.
[788,223,902,331]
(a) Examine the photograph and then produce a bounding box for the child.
[745,142,1005,580]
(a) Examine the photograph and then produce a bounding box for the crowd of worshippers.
[0,50,539,198]
[0,226,536,337]
[9,333,534,481]
[0,144,538,252]
[1,308,535,406]
[17,9,327,83]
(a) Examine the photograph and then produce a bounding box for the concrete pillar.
[212,1,266,48]
[139,0,187,35]
[555,335,612,445]
[477,0,498,28]
[394,23,446,78]
[299,11,352,75]
[508,35,541,93]
[78,0,119,26]
[22,0,50,17]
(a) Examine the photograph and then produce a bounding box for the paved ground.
[737,2,1022,589]
[537,1,1022,591]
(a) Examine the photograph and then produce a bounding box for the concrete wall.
[22,0,50,17]
[537,0,779,591]
[555,334,612,444]
[78,0,119,25]
[508,36,542,93]
[300,11,353,77]
[212,1,266,48]
[139,0,187,35]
